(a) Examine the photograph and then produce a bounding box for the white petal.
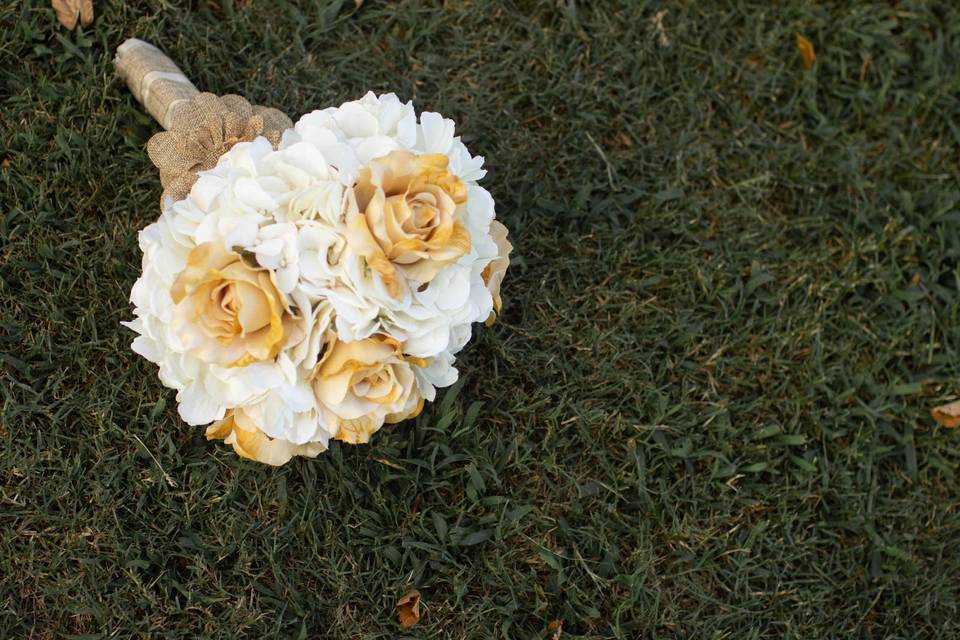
[420,112,455,153]
[131,335,162,363]
[403,326,450,358]
[234,177,277,210]
[177,385,224,426]
[334,102,379,138]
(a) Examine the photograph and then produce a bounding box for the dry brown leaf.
[651,10,670,47]
[796,33,816,70]
[396,589,421,629]
[52,0,93,30]
[78,0,93,25]
[547,619,563,639]
[354,0,364,7]
[932,400,960,428]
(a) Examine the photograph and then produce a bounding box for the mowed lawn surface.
[4,1,960,637]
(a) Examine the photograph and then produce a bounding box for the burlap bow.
[146,93,293,203]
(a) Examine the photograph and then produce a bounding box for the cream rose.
[346,150,471,298]
[482,220,512,325]
[206,407,326,466]
[311,335,425,444]
[170,241,291,367]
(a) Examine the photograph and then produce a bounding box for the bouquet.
[116,40,512,465]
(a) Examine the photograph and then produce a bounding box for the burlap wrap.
[114,39,293,203]
[146,93,292,202]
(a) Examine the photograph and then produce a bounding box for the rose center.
[404,192,442,238]
[352,365,398,402]
[196,281,240,340]
[216,282,240,315]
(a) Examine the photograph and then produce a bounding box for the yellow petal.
[335,415,383,444]
[205,415,236,440]
[386,396,424,424]
[346,200,403,298]
[396,223,471,283]
[171,242,236,303]
[207,410,323,466]
[483,220,512,322]
[326,337,395,371]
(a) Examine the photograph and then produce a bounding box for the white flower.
[205,398,329,466]
[239,382,332,446]
[297,222,348,295]
[261,141,346,224]
[415,349,459,402]
[282,92,418,184]
[190,138,283,250]
[251,222,300,293]
[285,293,335,372]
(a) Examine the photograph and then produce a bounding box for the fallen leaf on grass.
[796,33,816,70]
[396,589,421,628]
[547,619,563,639]
[651,10,670,47]
[52,0,93,30]
[931,400,960,428]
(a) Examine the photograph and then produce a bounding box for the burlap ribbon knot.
[146,93,293,203]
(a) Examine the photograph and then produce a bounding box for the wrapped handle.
[114,39,199,130]
[114,38,294,204]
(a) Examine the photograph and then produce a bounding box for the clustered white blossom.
[124,93,511,465]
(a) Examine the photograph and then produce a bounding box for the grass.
[3,0,960,637]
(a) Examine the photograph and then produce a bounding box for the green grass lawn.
[4,0,960,637]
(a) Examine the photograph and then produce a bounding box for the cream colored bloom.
[311,335,425,444]
[170,241,291,366]
[482,220,512,325]
[347,150,471,298]
[297,222,348,295]
[126,93,511,466]
[282,92,418,184]
[251,223,300,293]
[206,406,326,466]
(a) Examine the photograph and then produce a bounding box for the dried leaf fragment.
[932,400,960,428]
[396,589,421,628]
[52,0,93,30]
[547,619,563,639]
[796,33,816,70]
[651,10,670,47]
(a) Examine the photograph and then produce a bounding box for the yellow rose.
[482,220,512,325]
[171,242,289,366]
[206,409,324,466]
[347,150,471,298]
[311,335,425,444]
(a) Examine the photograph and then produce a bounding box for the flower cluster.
[125,93,511,465]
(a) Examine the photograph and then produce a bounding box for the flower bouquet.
[115,40,511,465]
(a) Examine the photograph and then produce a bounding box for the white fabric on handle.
[114,38,200,130]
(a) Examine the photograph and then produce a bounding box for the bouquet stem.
[114,39,198,130]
